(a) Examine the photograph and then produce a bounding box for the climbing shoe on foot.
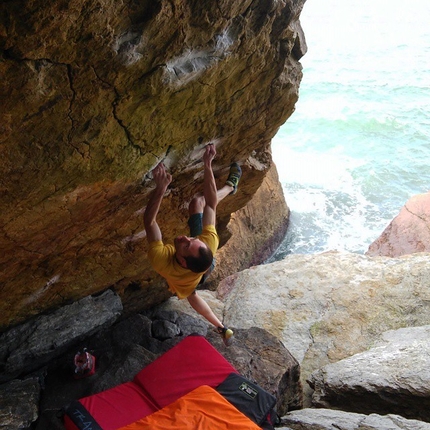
[217,326,234,346]
[226,163,242,195]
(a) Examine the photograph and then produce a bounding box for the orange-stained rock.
[0,0,306,330]
[366,192,430,257]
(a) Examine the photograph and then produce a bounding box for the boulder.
[366,192,430,257]
[0,378,40,429]
[218,251,430,404]
[0,290,122,383]
[309,325,430,422]
[280,408,430,430]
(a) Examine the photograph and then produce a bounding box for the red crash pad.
[133,334,238,409]
[64,335,238,430]
[64,381,158,430]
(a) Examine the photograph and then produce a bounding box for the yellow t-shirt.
[148,225,219,299]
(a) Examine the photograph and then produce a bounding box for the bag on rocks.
[73,348,96,379]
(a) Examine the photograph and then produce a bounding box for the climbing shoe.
[217,326,234,346]
[226,162,242,195]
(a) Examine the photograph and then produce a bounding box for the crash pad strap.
[65,400,103,430]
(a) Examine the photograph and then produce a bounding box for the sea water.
[269,0,430,260]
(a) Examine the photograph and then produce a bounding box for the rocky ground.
[0,292,301,429]
[1,195,429,429]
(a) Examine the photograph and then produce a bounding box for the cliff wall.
[0,0,306,330]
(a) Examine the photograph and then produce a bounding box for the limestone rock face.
[366,192,430,257]
[309,325,430,422]
[0,0,306,330]
[218,251,430,404]
[281,409,430,430]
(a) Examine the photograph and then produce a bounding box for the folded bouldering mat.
[133,333,238,409]
[64,334,238,430]
[64,381,158,430]
[117,385,262,430]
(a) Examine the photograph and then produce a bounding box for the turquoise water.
[270,0,430,258]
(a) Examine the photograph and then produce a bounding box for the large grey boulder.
[218,252,430,403]
[280,408,430,430]
[0,290,122,383]
[309,325,430,422]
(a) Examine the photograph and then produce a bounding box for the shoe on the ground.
[217,326,234,346]
[226,163,242,195]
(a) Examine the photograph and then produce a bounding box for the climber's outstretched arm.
[144,163,172,243]
[202,144,217,227]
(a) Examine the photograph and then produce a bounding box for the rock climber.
[143,144,242,345]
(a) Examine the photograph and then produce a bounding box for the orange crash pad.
[118,385,261,430]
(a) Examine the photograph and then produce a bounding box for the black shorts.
[187,213,215,284]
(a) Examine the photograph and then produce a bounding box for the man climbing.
[143,144,241,345]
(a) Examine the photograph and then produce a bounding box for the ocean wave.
[284,110,429,143]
